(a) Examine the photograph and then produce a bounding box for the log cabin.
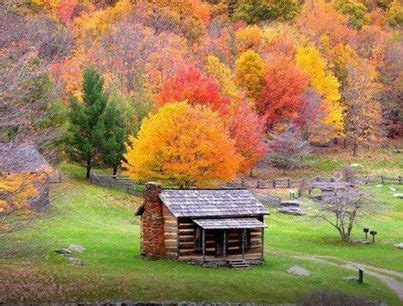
[136,182,269,267]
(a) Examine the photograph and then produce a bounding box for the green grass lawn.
[0,165,402,304]
[267,184,403,271]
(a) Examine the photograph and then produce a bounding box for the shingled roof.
[0,143,51,173]
[193,217,267,229]
[158,189,268,217]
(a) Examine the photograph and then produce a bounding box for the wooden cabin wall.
[177,217,198,260]
[247,228,263,259]
[162,205,178,259]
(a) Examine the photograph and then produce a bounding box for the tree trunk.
[343,138,347,149]
[86,158,91,179]
[113,166,118,176]
[352,141,358,157]
[249,168,253,178]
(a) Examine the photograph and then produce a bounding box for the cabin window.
[195,226,202,251]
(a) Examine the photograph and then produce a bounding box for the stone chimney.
[141,182,165,258]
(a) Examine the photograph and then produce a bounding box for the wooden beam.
[242,229,245,260]
[223,230,227,258]
[202,228,206,263]
[261,228,264,260]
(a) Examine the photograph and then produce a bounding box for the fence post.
[257,180,260,189]
[241,179,244,188]
[399,176,401,185]
[381,175,384,184]
[287,179,291,188]
[272,180,276,188]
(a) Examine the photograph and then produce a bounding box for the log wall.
[176,217,264,262]
[163,205,178,259]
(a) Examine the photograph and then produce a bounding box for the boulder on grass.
[354,239,370,244]
[287,266,311,277]
[394,243,403,249]
[343,276,358,282]
[67,257,83,266]
[278,201,305,215]
[69,244,86,253]
[55,248,72,255]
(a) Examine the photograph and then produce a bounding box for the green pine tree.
[99,100,128,176]
[66,68,108,179]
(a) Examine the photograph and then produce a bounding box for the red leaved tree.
[227,102,267,175]
[255,57,309,132]
[156,65,231,114]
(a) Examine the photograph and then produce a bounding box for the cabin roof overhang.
[158,189,268,217]
[193,217,267,229]
[135,188,269,217]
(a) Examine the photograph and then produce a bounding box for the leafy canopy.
[123,102,241,188]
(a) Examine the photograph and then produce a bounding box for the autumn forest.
[0,0,402,304]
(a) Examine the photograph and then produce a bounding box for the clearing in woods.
[0,163,402,304]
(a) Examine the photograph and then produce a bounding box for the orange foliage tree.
[156,65,231,114]
[123,102,241,188]
[298,0,356,46]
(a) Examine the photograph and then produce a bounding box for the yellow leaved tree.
[205,55,239,103]
[235,50,265,100]
[122,102,241,188]
[295,46,344,141]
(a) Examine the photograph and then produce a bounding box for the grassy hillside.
[0,164,402,304]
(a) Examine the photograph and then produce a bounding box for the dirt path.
[293,255,403,301]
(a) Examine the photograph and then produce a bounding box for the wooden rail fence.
[233,175,402,190]
[89,172,144,196]
[89,172,401,197]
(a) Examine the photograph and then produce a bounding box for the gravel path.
[293,255,403,301]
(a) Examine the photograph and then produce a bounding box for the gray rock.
[67,257,83,266]
[354,239,370,244]
[389,187,397,192]
[69,244,86,253]
[343,276,358,281]
[394,243,403,249]
[278,207,305,216]
[55,248,72,255]
[278,201,305,216]
[287,266,311,277]
[393,193,403,198]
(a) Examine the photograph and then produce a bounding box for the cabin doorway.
[214,230,225,257]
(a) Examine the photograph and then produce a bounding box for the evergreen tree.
[66,68,108,179]
[99,100,128,176]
